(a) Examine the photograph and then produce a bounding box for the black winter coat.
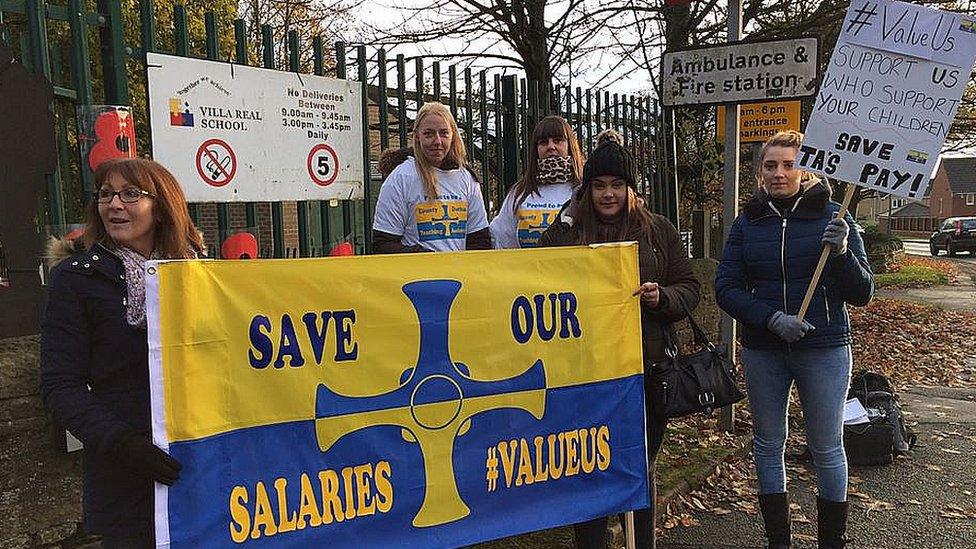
[40,242,154,538]
[539,212,701,364]
[715,181,874,350]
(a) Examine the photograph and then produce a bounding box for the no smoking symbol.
[195,138,237,187]
[307,143,339,187]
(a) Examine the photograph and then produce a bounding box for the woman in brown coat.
[540,137,701,549]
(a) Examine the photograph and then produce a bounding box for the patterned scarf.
[536,155,574,185]
[114,246,159,328]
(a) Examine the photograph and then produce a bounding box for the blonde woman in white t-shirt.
[489,116,585,249]
[372,102,491,253]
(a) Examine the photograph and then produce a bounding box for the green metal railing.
[1,0,678,258]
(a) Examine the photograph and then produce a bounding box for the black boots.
[759,494,848,548]
[816,497,849,548]
[758,493,791,548]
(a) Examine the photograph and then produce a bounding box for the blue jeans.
[742,345,852,502]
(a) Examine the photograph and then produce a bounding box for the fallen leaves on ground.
[657,296,975,537]
[939,506,976,519]
[850,298,976,387]
[658,457,758,536]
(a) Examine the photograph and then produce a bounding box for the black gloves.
[113,432,182,486]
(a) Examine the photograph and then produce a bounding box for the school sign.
[146,246,649,547]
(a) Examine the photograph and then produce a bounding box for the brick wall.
[930,165,952,220]
[0,336,94,548]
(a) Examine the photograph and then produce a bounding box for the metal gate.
[0,0,678,258]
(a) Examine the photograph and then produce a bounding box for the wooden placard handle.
[797,183,857,323]
[625,511,636,549]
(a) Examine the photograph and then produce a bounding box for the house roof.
[890,201,931,218]
[941,157,976,194]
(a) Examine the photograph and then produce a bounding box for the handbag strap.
[669,292,716,351]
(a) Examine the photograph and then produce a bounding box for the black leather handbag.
[648,297,744,419]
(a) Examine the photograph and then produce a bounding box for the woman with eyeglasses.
[41,157,203,547]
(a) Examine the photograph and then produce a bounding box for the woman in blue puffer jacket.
[716,131,873,549]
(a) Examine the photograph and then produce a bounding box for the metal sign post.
[661,4,820,432]
[719,0,742,432]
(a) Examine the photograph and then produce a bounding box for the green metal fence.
[0,1,678,258]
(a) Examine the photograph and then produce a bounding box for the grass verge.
[875,264,947,287]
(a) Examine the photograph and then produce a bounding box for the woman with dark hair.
[41,158,203,547]
[540,139,700,549]
[489,115,584,248]
[372,101,491,253]
[716,130,873,549]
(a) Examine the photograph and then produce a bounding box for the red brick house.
[929,156,976,219]
[881,156,976,233]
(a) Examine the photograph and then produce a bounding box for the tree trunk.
[518,2,553,89]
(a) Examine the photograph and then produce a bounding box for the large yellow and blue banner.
[146,244,648,547]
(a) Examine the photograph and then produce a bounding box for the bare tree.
[366,0,653,87]
[240,0,356,73]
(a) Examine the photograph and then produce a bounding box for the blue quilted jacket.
[715,181,874,350]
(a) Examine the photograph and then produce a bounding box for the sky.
[350,0,658,95]
[351,0,975,158]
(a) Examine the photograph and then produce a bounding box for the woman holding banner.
[41,158,203,546]
[715,131,874,549]
[372,101,492,253]
[489,115,584,249]
[540,138,701,549]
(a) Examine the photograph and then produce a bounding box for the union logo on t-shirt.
[416,201,468,241]
[516,209,559,247]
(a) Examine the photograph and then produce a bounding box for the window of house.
[967,193,975,206]
[891,198,905,209]
[940,198,944,215]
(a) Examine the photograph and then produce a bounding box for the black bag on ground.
[648,297,744,419]
[844,371,917,466]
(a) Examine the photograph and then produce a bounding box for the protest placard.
[146,246,649,547]
[799,0,976,199]
[796,0,976,321]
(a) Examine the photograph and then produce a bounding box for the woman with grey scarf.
[40,158,203,547]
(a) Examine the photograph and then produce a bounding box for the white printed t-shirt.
[489,182,574,248]
[372,156,489,252]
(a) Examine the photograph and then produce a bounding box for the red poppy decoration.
[221,232,259,260]
[329,241,355,256]
[88,109,137,171]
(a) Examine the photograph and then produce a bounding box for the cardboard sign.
[717,100,802,143]
[147,246,650,547]
[147,52,364,202]
[799,0,976,199]
[662,38,819,106]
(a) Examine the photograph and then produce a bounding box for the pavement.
[658,387,976,549]
[658,246,976,548]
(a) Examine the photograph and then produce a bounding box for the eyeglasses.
[94,187,155,204]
